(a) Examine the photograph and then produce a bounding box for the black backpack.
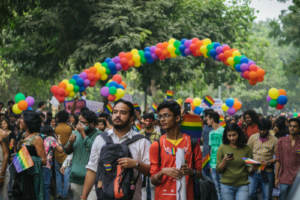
[95,132,145,200]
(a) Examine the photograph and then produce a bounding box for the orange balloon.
[257,68,265,77]
[18,100,28,111]
[278,89,287,96]
[58,82,67,89]
[120,81,127,89]
[233,101,242,110]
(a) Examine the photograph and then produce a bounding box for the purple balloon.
[184,40,192,48]
[84,79,90,87]
[266,96,271,102]
[100,87,109,97]
[116,63,122,71]
[112,56,120,63]
[184,48,191,55]
[216,46,223,54]
[150,46,156,53]
[25,96,35,107]
[151,53,158,60]
[227,108,236,116]
[240,63,249,72]
[79,72,87,80]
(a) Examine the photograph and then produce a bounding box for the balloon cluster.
[267,88,288,110]
[185,97,204,115]
[51,38,265,102]
[100,74,127,102]
[222,98,242,115]
[12,93,35,114]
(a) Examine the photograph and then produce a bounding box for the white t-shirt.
[86,129,151,200]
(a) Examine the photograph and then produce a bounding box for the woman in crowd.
[11,111,46,200]
[217,123,252,200]
[273,116,288,138]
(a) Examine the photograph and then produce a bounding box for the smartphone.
[184,102,191,113]
[227,153,233,158]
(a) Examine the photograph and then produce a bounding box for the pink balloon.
[25,96,35,107]
[227,107,236,116]
[100,87,109,97]
[84,79,90,87]
[266,96,271,102]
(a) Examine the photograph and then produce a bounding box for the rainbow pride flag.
[203,95,215,107]
[180,114,203,138]
[105,103,113,114]
[104,163,112,171]
[202,154,210,168]
[13,146,34,173]
[133,103,141,111]
[152,103,158,112]
[219,115,226,127]
[242,157,266,170]
[166,90,174,99]
[135,123,142,131]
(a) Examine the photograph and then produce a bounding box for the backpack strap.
[157,138,161,167]
[191,138,198,169]
[99,131,113,144]
[122,134,146,146]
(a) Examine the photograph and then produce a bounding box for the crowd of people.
[0,99,299,200]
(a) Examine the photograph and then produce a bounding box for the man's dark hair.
[23,111,42,133]
[243,109,259,125]
[81,109,98,124]
[70,114,79,126]
[98,112,112,124]
[114,99,135,118]
[203,108,214,117]
[223,123,247,148]
[157,100,181,116]
[274,116,288,138]
[98,119,107,127]
[143,113,155,120]
[55,110,69,123]
[208,111,220,124]
[289,118,300,128]
[7,100,14,106]
[258,118,272,131]
[40,124,55,137]
[38,101,46,108]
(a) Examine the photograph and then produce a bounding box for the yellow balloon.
[200,46,207,55]
[116,89,125,99]
[94,62,101,67]
[193,98,202,107]
[101,73,108,81]
[69,91,75,97]
[134,61,141,67]
[232,50,241,57]
[203,38,212,45]
[269,88,279,99]
[222,104,229,112]
[131,49,139,54]
[168,38,176,44]
[133,54,140,63]
[99,67,106,74]
[66,84,74,92]
[62,79,69,84]
[176,98,183,106]
[170,52,177,58]
[227,57,234,66]
[12,104,22,114]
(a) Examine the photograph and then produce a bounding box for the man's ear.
[175,115,181,123]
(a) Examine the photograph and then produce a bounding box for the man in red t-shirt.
[150,100,202,200]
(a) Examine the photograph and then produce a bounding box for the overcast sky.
[250,0,292,21]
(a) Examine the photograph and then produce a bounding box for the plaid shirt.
[140,129,161,143]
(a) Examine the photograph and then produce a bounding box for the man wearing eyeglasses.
[149,100,202,200]
[81,99,151,200]
[275,118,300,200]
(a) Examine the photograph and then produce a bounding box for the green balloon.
[102,62,108,67]
[293,112,298,118]
[175,48,181,55]
[233,56,241,64]
[206,44,214,51]
[269,99,277,107]
[109,86,117,95]
[15,93,26,103]
[104,66,111,75]
[139,50,146,64]
[74,85,79,92]
[174,40,181,48]
[69,79,76,85]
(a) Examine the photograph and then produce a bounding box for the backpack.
[95,132,145,200]
[157,137,201,199]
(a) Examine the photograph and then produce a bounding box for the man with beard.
[275,118,300,200]
[64,109,101,200]
[81,99,151,200]
[247,118,277,200]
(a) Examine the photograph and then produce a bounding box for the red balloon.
[224,50,232,58]
[119,52,126,58]
[248,79,257,85]
[155,48,162,56]
[222,45,231,52]
[57,88,66,97]
[249,64,258,71]
[108,95,116,102]
[120,58,128,66]
[243,71,250,80]
[185,98,193,103]
[189,44,198,53]
[191,38,200,43]
[87,72,95,81]
[156,43,164,49]
[89,80,97,87]
[217,53,225,61]
[112,74,122,84]
[276,104,284,110]
[50,85,59,94]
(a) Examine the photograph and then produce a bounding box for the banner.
[86,100,104,113]
[64,100,86,114]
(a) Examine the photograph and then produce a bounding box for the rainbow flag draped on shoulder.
[180,114,203,138]
[13,145,34,173]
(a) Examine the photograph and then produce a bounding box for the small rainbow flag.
[171,147,176,155]
[203,95,215,107]
[133,103,141,111]
[242,157,265,170]
[104,163,112,171]
[296,149,300,154]
[166,90,174,99]
[135,123,142,131]
[219,115,226,127]
[202,154,210,169]
[13,146,34,173]
[105,103,113,114]
[152,103,158,112]
[180,114,203,138]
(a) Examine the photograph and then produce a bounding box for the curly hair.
[80,109,98,125]
[243,110,259,125]
[23,111,42,133]
[223,123,247,148]
[157,100,181,117]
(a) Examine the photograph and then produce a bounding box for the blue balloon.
[235,64,241,72]
[209,49,217,58]
[144,47,151,51]
[105,58,112,63]
[240,56,249,64]
[225,98,235,107]
[277,95,288,105]
[72,74,80,80]
[76,77,84,86]
[27,107,33,111]
[144,51,152,59]
[213,42,221,49]
[194,106,203,115]
[79,86,85,92]
[181,39,187,44]
[108,81,118,87]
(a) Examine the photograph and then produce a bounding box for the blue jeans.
[55,161,71,198]
[279,184,291,200]
[221,183,249,200]
[249,171,274,200]
[211,168,221,200]
[43,167,52,200]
